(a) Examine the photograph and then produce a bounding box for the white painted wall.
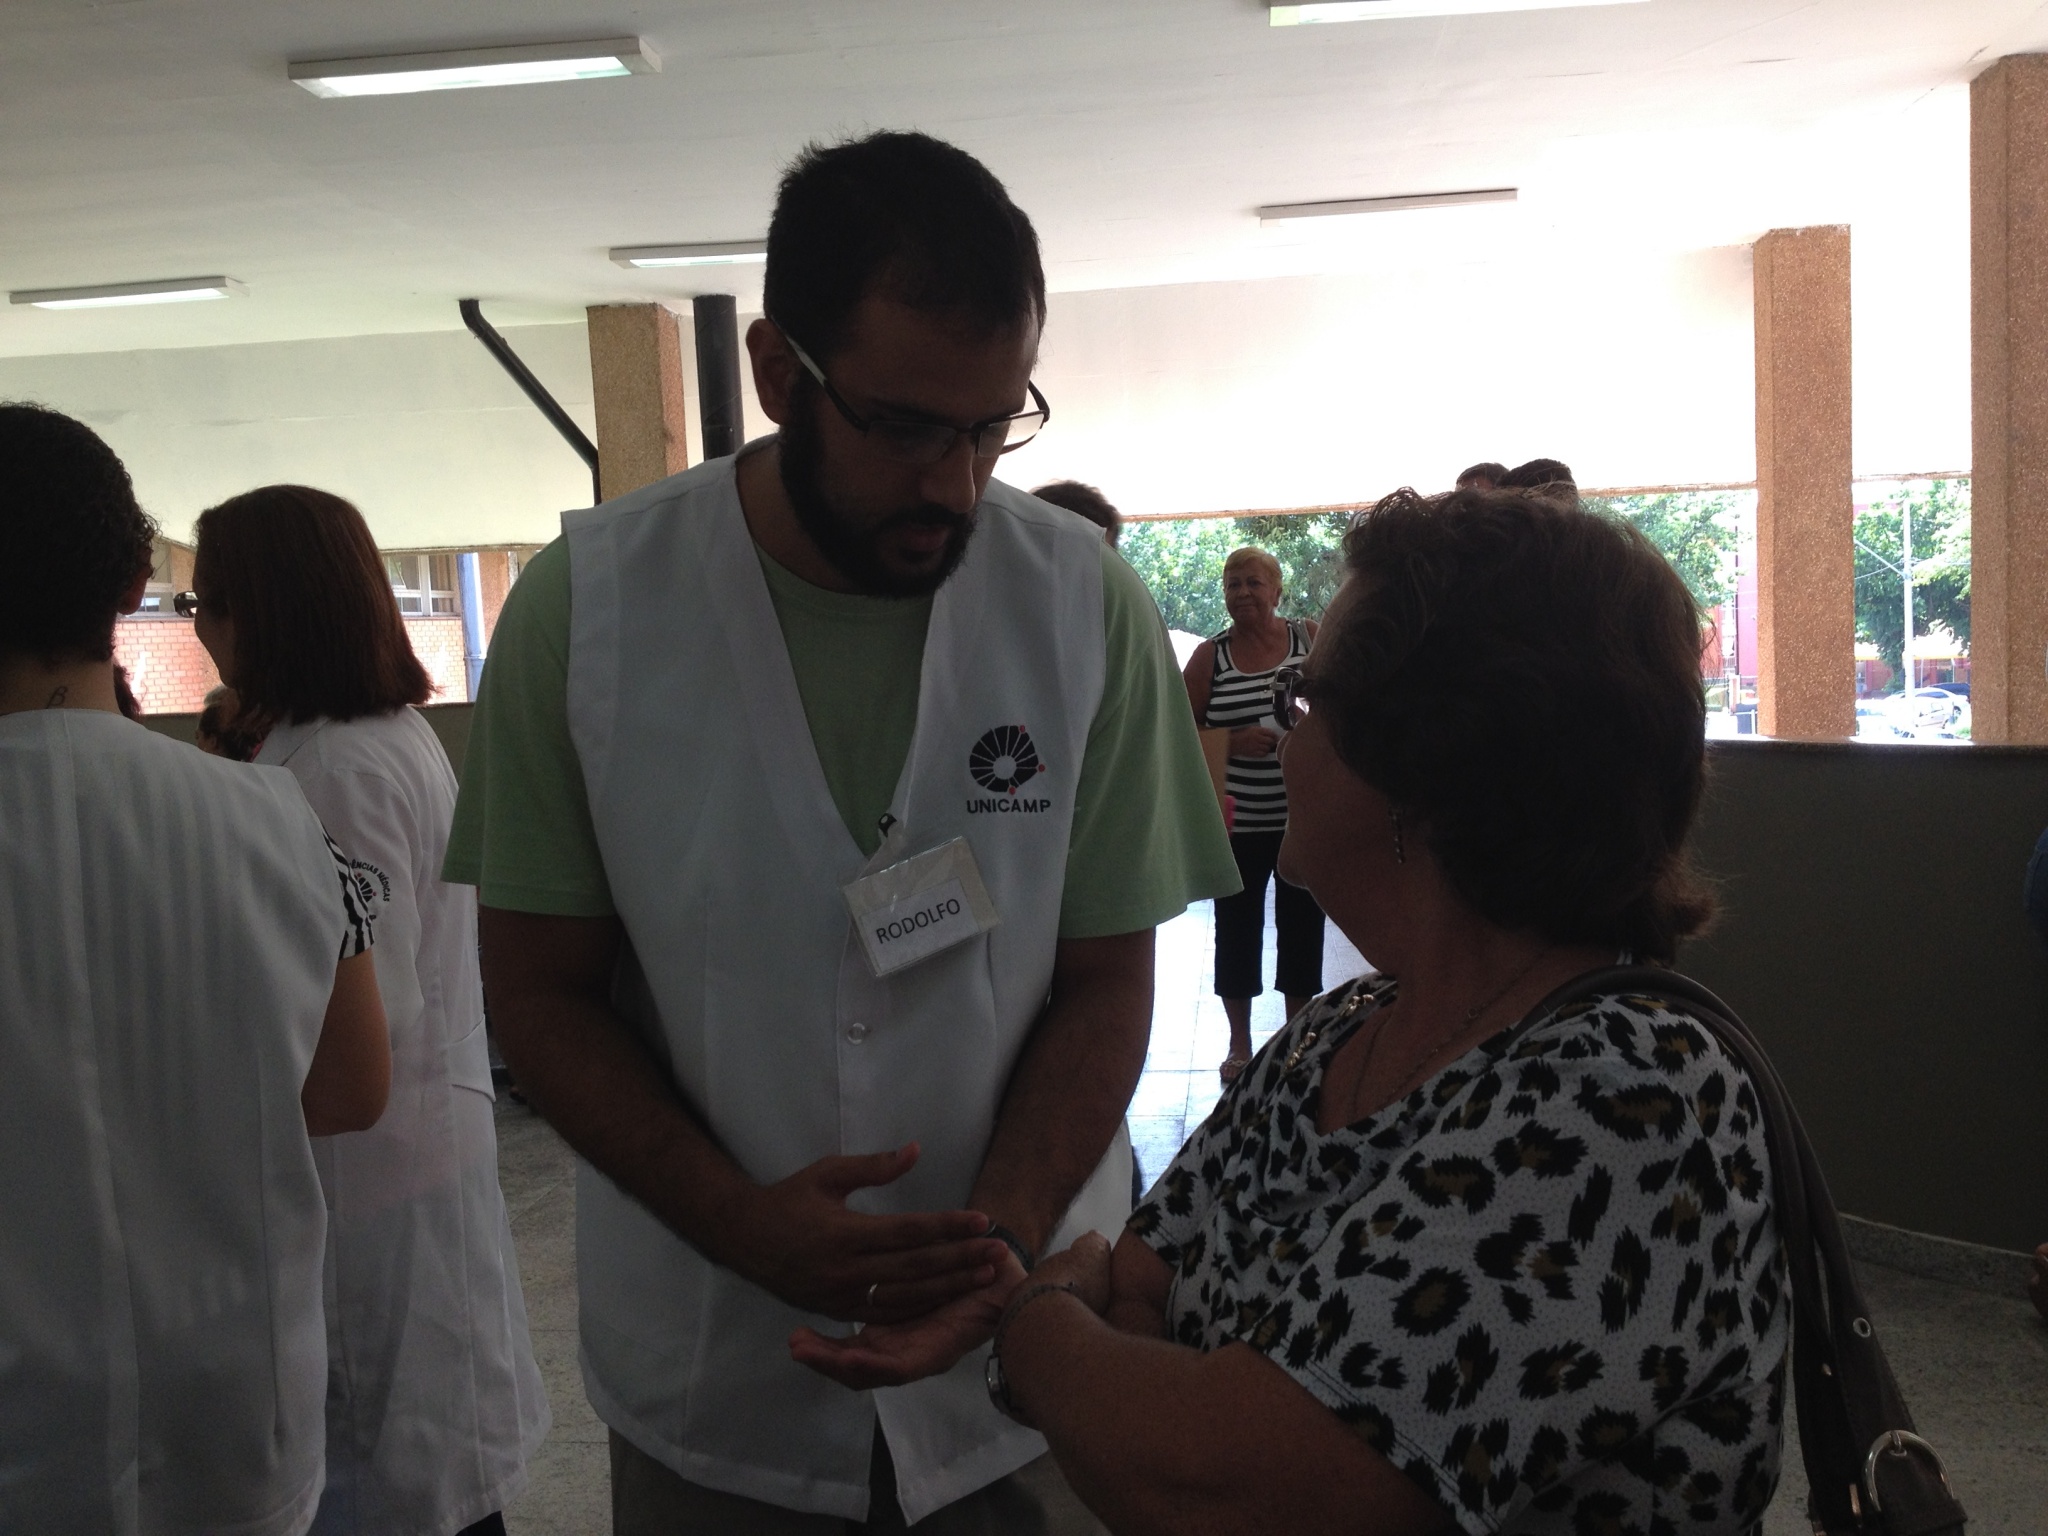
[0,322,601,548]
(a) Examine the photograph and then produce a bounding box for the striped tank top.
[1204,618,1311,832]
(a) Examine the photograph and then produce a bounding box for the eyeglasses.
[1272,666,1304,732]
[779,326,1050,466]
[173,591,200,618]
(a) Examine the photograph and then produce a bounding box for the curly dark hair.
[0,402,157,662]
[1305,485,1712,961]
[194,485,429,725]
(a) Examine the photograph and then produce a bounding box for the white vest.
[0,710,339,1536]
[259,709,549,1536]
[564,456,1127,1522]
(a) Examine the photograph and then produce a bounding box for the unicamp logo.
[967,725,1051,814]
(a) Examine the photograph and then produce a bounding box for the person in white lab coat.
[192,483,548,1536]
[0,402,390,1536]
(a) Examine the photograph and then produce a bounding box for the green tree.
[1853,479,1970,677]
[1118,511,1352,636]
[1583,491,1743,612]
[1116,518,1241,635]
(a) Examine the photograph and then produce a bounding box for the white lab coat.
[0,709,342,1536]
[260,707,548,1536]
[563,458,1130,1523]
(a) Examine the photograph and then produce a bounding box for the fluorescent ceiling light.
[10,276,247,309]
[290,38,658,98]
[1259,188,1517,223]
[1270,0,1646,22]
[609,241,768,269]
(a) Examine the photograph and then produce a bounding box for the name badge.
[843,836,1000,977]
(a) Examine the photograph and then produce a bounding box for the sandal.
[1219,1054,1251,1087]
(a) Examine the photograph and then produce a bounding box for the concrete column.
[1971,55,2048,744]
[1752,225,1855,739]
[586,303,693,501]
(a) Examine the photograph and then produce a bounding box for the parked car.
[1856,702,1913,741]
[1881,687,1969,736]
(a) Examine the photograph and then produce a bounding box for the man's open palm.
[788,1254,1028,1390]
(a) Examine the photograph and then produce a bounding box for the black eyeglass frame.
[172,590,200,619]
[779,326,1050,466]
[1271,665,1305,733]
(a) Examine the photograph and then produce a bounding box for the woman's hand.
[1029,1230,1113,1316]
[1228,725,1280,758]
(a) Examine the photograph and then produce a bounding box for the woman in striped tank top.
[1182,546,1327,1083]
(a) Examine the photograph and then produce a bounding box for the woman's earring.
[1390,808,1406,865]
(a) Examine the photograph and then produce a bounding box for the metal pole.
[693,294,743,460]
[459,298,602,505]
[1902,500,1914,695]
[456,551,487,700]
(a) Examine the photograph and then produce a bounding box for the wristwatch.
[984,1279,1079,1427]
[985,1349,1033,1427]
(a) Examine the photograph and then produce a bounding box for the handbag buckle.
[1861,1429,1952,1516]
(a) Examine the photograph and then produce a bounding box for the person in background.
[1501,456,1575,489]
[1033,479,1122,546]
[1,402,389,1534]
[111,661,141,720]
[1455,460,1506,490]
[986,486,1787,1536]
[1182,546,1324,1084]
[196,681,263,760]
[192,484,547,1536]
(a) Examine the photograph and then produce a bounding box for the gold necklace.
[1335,946,1553,1120]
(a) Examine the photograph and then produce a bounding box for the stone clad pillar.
[586,303,693,501]
[1971,55,2048,744]
[1752,225,1855,739]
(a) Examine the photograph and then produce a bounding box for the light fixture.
[609,241,768,269]
[10,276,247,309]
[1270,0,1646,23]
[289,37,658,98]
[1258,189,1517,224]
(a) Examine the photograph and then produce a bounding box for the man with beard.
[444,131,1236,1531]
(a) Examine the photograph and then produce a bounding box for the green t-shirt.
[443,529,1240,938]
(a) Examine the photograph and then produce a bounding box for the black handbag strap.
[1520,965,1966,1534]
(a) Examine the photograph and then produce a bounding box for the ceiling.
[3,0,2044,359]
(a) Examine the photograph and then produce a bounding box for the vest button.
[846,1023,869,1044]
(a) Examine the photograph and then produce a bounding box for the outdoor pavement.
[492,898,2048,1533]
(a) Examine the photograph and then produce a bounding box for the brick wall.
[405,616,469,704]
[114,619,220,715]
[114,614,470,714]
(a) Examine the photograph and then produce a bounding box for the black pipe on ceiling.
[459,298,602,505]
[692,294,743,461]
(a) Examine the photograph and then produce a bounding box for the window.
[387,554,424,615]
[428,553,460,616]
[136,538,180,616]
[386,553,461,618]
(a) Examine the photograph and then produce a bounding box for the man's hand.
[719,1142,1011,1323]
[1228,725,1280,758]
[790,1251,1029,1391]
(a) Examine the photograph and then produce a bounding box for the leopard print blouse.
[1129,976,1789,1535]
